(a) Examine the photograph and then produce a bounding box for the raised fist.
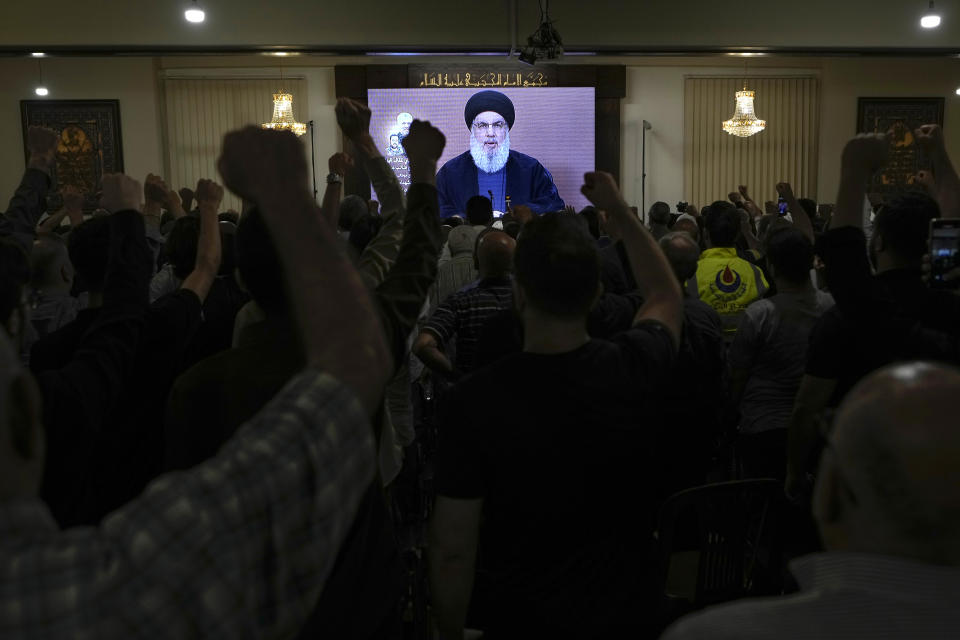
[179,187,195,211]
[738,185,751,201]
[581,171,626,212]
[27,126,58,160]
[195,178,224,210]
[916,170,936,194]
[776,182,795,201]
[100,173,142,213]
[334,97,372,141]
[144,173,170,204]
[218,126,307,202]
[328,152,354,176]
[914,124,945,155]
[62,184,84,211]
[841,133,889,177]
[402,120,446,163]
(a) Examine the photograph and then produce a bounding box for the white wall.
[0,57,163,203]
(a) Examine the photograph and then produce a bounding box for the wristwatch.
[326,173,343,185]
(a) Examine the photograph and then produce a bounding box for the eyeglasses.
[472,121,506,132]
[817,410,860,506]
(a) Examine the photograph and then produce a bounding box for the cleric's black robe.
[435,150,565,218]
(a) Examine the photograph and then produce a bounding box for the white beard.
[470,131,510,174]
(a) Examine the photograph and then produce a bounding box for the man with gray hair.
[662,361,960,639]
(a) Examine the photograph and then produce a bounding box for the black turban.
[464,90,515,130]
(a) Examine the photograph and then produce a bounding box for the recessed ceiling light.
[921,1,941,28]
[35,87,49,96]
[184,0,205,23]
[31,52,45,57]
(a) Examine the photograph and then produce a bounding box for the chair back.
[656,479,783,608]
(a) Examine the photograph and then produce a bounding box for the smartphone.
[777,197,788,215]
[930,218,960,289]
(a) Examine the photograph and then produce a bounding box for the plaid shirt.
[0,368,373,639]
[423,276,513,373]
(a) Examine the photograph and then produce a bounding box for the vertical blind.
[163,77,308,212]
[684,76,819,208]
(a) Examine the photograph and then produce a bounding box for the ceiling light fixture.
[955,88,960,96]
[34,57,49,97]
[31,52,45,57]
[260,59,305,136]
[518,0,563,65]
[261,93,307,137]
[184,0,205,23]
[921,1,941,28]
[722,88,766,137]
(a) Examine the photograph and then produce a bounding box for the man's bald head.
[659,232,701,284]
[476,230,516,279]
[816,362,960,565]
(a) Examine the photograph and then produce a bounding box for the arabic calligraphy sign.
[408,65,556,89]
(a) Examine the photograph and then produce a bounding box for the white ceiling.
[0,0,957,54]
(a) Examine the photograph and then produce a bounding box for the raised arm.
[320,152,353,228]
[582,171,683,348]
[915,124,960,219]
[218,126,391,416]
[0,127,57,252]
[776,182,815,243]
[833,134,889,230]
[179,179,223,303]
[39,174,151,442]
[372,119,445,368]
[336,98,408,289]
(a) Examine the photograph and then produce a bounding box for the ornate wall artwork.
[856,97,945,195]
[21,99,124,211]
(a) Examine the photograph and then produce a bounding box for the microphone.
[488,190,494,202]
[643,120,652,131]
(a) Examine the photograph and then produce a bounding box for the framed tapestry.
[20,99,123,211]
[856,97,945,195]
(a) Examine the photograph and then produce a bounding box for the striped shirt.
[423,276,513,374]
[0,369,374,639]
[661,552,960,639]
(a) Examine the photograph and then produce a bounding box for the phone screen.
[777,197,788,215]
[930,219,960,289]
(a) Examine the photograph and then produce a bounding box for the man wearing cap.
[435,90,564,219]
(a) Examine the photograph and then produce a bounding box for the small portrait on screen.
[386,133,405,157]
[435,90,564,218]
[396,112,413,140]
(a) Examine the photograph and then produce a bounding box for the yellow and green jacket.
[686,247,769,338]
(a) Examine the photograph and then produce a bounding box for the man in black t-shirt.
[429,172,683,639]
[785,126,960,499]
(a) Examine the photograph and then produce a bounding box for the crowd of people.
[0,96,958,639]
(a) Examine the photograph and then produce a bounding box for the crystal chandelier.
[722,87,766,138]
[261,92,307,137]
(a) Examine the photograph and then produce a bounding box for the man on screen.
[434,90,564,218]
